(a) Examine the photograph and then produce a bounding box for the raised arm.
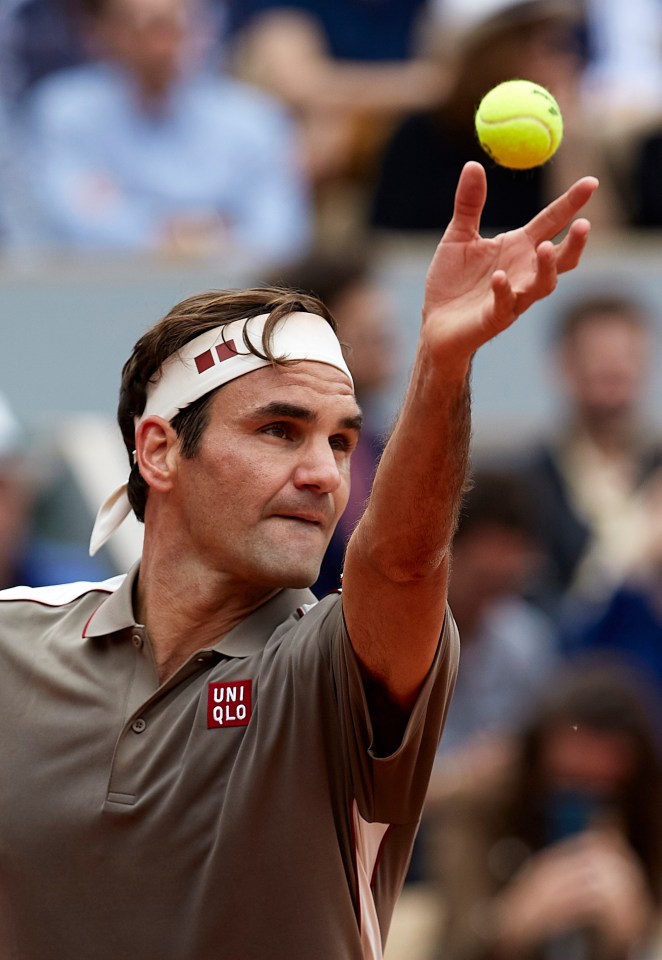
[342,161,598,709]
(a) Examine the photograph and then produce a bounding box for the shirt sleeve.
[314,594,460,825]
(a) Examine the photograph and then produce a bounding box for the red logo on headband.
[194,339,238,374]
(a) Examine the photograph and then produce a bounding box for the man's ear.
[134,417,179,493]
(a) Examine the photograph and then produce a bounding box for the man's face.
[559,317,649,422]
[165,360,361,589]
[541,724,636,796]
[96,0,192,94]
[449,524,538,615]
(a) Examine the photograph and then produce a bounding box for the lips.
[269,506,334,528]
[276,513,323,526]
[267,499,335,529]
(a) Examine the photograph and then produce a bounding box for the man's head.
[436,0,584,119]
[110,287,361,587]
[80,0,199,97]
[119,288,341,520]
[449,469,540,629]
[522,663,661,811]
[553,294,652,431]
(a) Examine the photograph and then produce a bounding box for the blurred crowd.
[3,0,662,255]
[4,0,662,958]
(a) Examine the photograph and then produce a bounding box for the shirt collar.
[83,561,318,657]
[83,562,139,638]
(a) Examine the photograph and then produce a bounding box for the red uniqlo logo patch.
[207,679,252,729]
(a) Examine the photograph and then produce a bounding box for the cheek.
[186,445,291,519]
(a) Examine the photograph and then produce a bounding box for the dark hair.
[454,468,539,544]
[118,287,335,522]
[74,0,110,19]
[554,294,650,346]
[510,661,662,899]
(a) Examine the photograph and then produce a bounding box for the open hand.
[422,161,599,375]
[493,829,653,952]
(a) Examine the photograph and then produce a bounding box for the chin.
[252,538,325,590]
[242,557,319,590]
[266,556,322,590]
[277,567,321,590]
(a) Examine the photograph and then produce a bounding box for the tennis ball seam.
[477,115,558,149]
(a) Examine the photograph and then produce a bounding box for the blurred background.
[4,0,662,957]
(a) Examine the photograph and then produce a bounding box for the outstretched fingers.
[490,271,517,330]
[491,240,558,330]
[512,240,558,316]
[525,177,599,245]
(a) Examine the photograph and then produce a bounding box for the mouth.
[273,513,325,527]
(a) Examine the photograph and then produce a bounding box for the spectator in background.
[370,0,617,235]
[514,293,662,614]
[628,126,662,229]
[266,248,398,596]
[580,0,662,136]
[560,468,662,716]
[21,0,312,262]
[0,0,56,251]
[0,391,111,587]
[226,0,445,227]
[427,664,662,960]
[425,469,558,804]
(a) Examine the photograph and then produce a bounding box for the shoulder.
[27,64,118,123]
[513,440,564,486]
[0,576,125,625]
[275,592,342,652]
[198,72,292,123]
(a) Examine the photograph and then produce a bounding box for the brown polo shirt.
[0,566,458,960]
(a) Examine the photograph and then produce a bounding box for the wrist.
[415,338,473,394]
[418,318,475,385]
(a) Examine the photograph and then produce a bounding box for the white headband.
[89,311,352,556]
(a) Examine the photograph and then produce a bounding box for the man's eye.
[262,422,291,440]
[330,435,351,452]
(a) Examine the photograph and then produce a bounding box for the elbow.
[378,555,448,584]
[358,540,449,584]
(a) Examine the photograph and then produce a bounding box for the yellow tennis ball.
[475,79,563,170]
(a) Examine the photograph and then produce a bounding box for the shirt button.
[131,718,147,734]
[131,634,143,649]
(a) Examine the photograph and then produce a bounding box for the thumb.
[443,162,487,242]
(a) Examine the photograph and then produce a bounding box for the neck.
[570,412,637,458]
[129,71,176,112]
[135,541,278,684]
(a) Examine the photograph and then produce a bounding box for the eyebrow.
[251,401,363,433]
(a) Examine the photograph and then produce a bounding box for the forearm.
[350,347,472,583]
[236,14,445,114]
[283,60,445,114]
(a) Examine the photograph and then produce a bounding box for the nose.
[292,438,343,495]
